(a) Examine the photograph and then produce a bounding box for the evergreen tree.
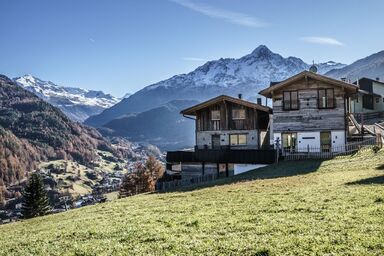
[21,173,50,219]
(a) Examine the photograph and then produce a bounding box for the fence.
[353,111,384,121]
[156,173,218,192]
[282,136,381,161]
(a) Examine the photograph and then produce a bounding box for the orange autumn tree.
[119,156,164,197]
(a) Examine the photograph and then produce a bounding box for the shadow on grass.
[346,175,384,186]
[163,160,323,193]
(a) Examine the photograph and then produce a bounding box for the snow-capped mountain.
[14,75,120,122]
[86,45,346,126]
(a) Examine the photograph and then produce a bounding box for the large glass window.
[320,131,331,152]
[230,134,247,146]
[282,133,297,151]
[318,89,334,109]
[283,91,299,110]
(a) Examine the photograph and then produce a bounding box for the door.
[282,132,297,152]
[320,131,332,152]
[211,134,221,149]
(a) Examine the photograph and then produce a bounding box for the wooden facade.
[270,79,349,132]
[195,101,269,132]
[260,71,359,152]
[180,95,271,150]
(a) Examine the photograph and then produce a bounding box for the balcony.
[166,148,276,164]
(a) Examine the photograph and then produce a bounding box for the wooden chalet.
[166,95,275,178]
[259,70,359,153]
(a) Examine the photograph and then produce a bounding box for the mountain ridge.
[325,50,384,81]
[14,75,120,122]
[98,99,197,150]
[85,45,346,127]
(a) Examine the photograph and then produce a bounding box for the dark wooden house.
[181,95,271,150]
[166,95,275,178]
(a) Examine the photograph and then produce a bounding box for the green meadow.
[1,149,383,256]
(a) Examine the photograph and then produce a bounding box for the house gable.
[259,71,358,98]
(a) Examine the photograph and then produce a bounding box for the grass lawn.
[1,149,383,255]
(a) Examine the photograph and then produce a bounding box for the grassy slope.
[1,149,383,256]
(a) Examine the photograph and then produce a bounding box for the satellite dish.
[309,64,318,73]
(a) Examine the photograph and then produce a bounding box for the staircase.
[348,113,384,144]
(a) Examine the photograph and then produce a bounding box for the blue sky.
[1,0,383,96]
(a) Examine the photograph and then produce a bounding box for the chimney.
[257,98,262,105]
[238,93,242,99]
[376,77,380,81]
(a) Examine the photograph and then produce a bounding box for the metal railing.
[282,137,380,161]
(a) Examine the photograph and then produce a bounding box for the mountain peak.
[251,45,273,56]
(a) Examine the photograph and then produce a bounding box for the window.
[211,110,220,120]
[283,91,299,110]
[232,108,246,120]
[362,95,374,110]
[230,134,247,146]
[318,89,334,109]
[376,97,380,104]
[282,133,297,151]
[211,109,220,130]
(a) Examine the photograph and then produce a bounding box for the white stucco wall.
[234,164,267,175]
[373,82,384,111]
[351,94,364,113]
[273,130,346,152]
[196,130,259,148]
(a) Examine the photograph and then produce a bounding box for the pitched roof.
[353,77,384,86]
[358,89,382,98]
[259,71,359,98]
[180,95,271,116]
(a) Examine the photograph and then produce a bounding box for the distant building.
[351,77,384,113]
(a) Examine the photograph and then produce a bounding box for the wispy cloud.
[171,0,267,28]
[300,36,344,46]
[89,38,95,43]
[182,57,207,62]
